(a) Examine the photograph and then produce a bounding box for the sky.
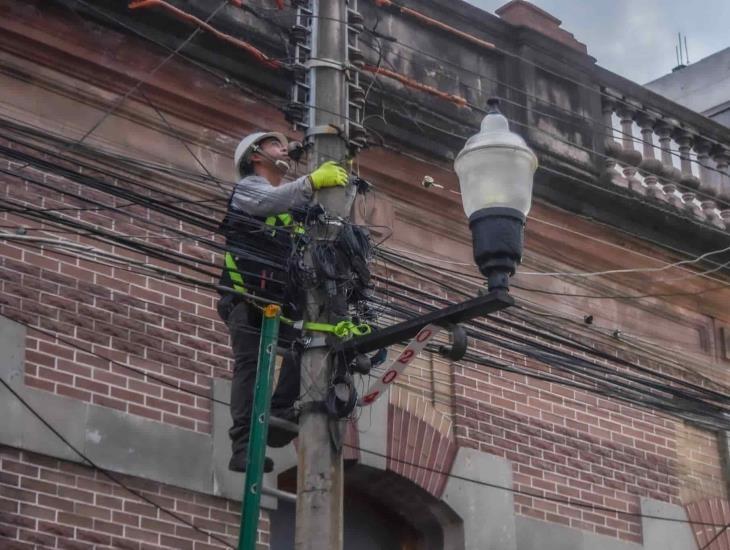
[466,0,730,84]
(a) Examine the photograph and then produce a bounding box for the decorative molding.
[0,314,277,509]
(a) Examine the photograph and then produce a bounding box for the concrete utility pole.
[296,1,353,549]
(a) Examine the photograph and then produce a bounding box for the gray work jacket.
[230,174,314,217]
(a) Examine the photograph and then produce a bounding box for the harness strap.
[225,252,247,294]
[293,320,372,339]
[225,212,304,295]
[264,213,305,236]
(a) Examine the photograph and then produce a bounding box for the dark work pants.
[219,299,300,458]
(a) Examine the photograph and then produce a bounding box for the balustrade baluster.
[617,105,643,194]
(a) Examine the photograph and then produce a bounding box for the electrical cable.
[346,444,723,528]
[46,0,730,227]
[5,227,728,532]
[0,377,235,549]
[0,111,233,196]
[2,361,722,534]
[356,28,730,188]
[382,243,730,286]
[0,197,230,282]
[0,122,312,246]
[0,165,291,272]
[138,89,225,192]
[0,226,287,308]
[378,281,729,407]
[526,214,730,283]
[369,254,730,402]
[67,0,231,150]
[367,265,730,425]
[1,266,721,530]
[12,0,730,440]
[2,5,724,536]
[372,294,730,431]
[0,140,302,280]
[5,144,724,416]
[0,226,217,241]
[508,298,730,396]
[700,524,729,550]
[377,246,730,301]
[373,251,730,397]
[34,2,730,242]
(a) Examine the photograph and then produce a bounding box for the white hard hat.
[233,131,288,180]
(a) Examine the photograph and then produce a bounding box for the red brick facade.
[0,153,224,433]
[1,1,729,548]
[453,363,679,542]
[0,446,268,550]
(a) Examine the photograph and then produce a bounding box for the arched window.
[272,464,464,550]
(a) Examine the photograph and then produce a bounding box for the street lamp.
[454,98,538,291]
[337,100,533,362]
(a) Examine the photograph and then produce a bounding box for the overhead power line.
[0,376,235,549]
[5,108,728,294]
[67,0,231,150]
[370,258,730,421]
[346,444,725,528]
[0,367,722,534]
[4,116,724,390]
[53,0,730,219]
[382,244,730,283]
[377,247,730,302]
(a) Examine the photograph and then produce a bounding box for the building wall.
[0,446,268,550]
[0,2,729,549]
[453,362,678,543]
[676,423,726,503]
[0,159,223,433]
[644,47,730,122]
[369,191,729,544]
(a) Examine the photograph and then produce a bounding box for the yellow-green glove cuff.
[309,161,348,189]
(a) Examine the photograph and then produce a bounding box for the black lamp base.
[469,207,525,291]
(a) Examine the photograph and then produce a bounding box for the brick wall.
[0,143,273,547]
[387,387,457,498]
[452,357,680,543]
[677,423,726,503]
[1,41,727,549]
[0,446,269,549]
[0,147,228,435]
[378,263,728,544]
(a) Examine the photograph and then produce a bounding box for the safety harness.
[224,213,304,295]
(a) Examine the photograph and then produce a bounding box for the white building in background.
[645,47,730,127]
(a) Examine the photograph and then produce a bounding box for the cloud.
[465,0,730,84]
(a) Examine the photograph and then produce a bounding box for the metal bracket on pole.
[302,335,329,349]
[238,305,281,550]
[334,289,515,360]
[262,485,297,503]
[305,124,345,139]
[304,58,347,70]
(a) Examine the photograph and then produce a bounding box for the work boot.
[268,407,299,448]
[228,452,274,473]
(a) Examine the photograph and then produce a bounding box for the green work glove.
[309,161,348,190]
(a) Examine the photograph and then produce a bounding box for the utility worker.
[217,131,348,473]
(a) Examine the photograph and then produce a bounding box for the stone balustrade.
[599,88,730,230]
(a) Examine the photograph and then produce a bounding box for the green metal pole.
[238,304,281,550]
